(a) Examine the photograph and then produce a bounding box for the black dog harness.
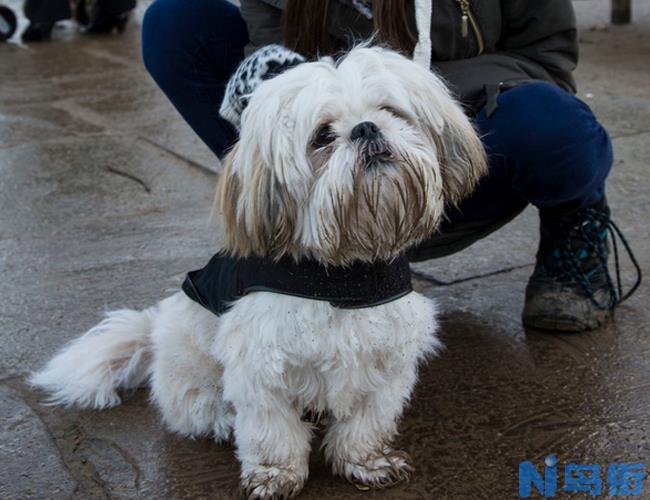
[182,252,413,316]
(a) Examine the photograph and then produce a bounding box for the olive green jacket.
[239,0,579,113]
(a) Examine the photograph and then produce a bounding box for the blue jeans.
[142,0,613,259]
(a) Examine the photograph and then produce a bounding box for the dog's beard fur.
[218,46,487,265]
[308,144,440,263]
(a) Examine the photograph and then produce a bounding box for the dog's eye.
[381,105,411,123]
[312,125,336,148]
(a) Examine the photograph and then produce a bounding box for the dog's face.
[218,46,487,265]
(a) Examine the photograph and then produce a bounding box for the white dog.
[31,46,486,498]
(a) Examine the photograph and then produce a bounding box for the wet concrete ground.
[1,1,649,499]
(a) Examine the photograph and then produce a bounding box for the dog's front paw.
[241,465,306,499]
[333,448,414,490]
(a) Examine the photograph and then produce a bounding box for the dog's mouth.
[361,140,394,169]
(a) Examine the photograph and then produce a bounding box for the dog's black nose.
[350,121,380,142]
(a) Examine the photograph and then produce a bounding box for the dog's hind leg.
[30,307,154,409]
[149,293,233,441]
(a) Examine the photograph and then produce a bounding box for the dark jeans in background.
[141,0,613,261]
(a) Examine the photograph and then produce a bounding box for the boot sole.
[522,312,610,332]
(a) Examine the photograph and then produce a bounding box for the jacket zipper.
[455,0,485,55]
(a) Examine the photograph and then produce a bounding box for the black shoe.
[80,12,128,35]
[523,199,641,331]
[73,0,90,25]
[21,22,54,42]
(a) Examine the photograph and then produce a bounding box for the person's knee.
[497,82,597,150]
[489,82,613,205]
[142,0,247,84]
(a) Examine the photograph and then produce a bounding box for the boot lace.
[548,208,642,310]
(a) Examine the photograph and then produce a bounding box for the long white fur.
[30,308,153,409]
[32,290,439,493]
[31,46,487,499]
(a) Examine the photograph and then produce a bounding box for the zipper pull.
[457,0,470,38]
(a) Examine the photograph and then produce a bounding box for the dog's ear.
[427,96,488,206]
[380,49,487,206]
[216,144,297,258]
[215,145,244,253]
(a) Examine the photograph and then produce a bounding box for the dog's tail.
[30,308,155,409]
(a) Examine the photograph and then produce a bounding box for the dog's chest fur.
[191,291,440,417]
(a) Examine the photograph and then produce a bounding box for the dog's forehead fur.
[241,47,429,134]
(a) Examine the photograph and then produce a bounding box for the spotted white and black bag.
[219,44,306,129]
